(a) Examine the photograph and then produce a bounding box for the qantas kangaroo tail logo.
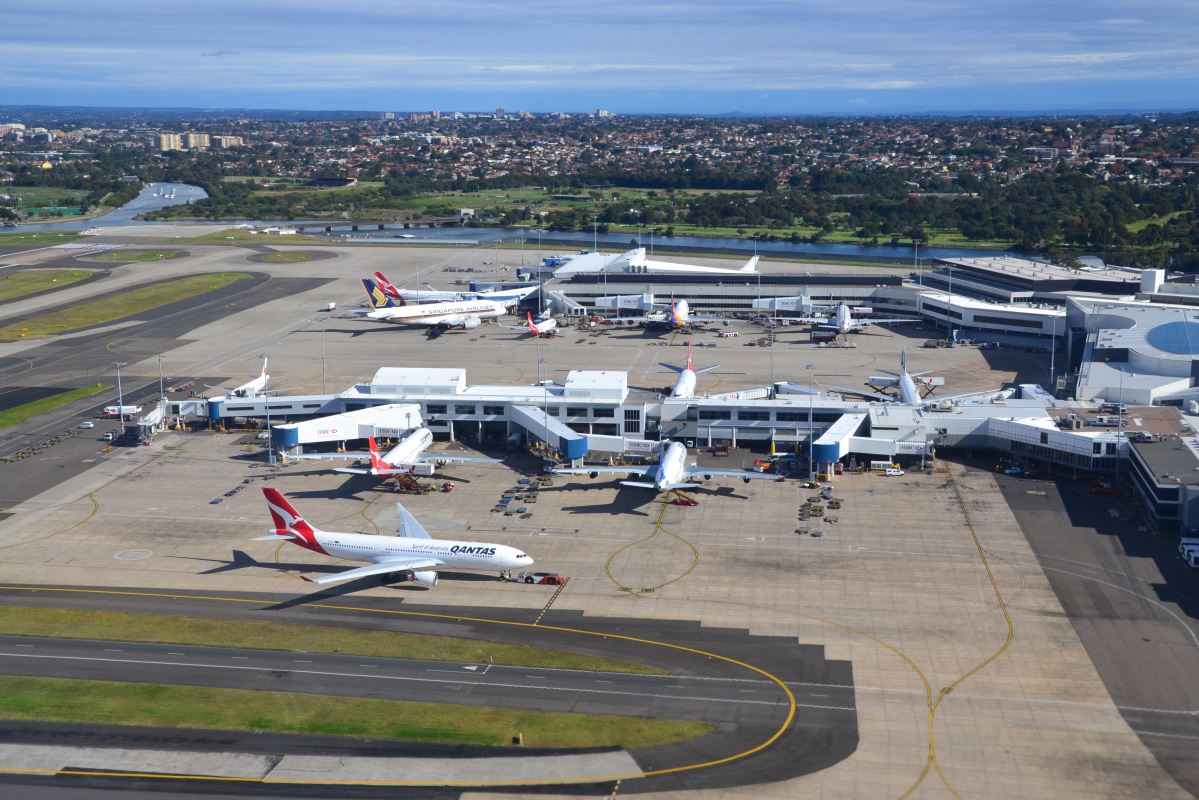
[368,435,388,472]
[373,272,404,301]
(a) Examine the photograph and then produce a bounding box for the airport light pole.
[807,362,816,480]
[157,354,165,399]
[113,361,127,431]
[263,390,275,467]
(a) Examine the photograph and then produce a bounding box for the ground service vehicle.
[517,571,564,585]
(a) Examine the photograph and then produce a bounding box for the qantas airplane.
[297,432,499,477]
[550,440,780,493]
[660,338,717,399]
[523,311,558,338]
[372,271,538,306]
[208,357,269,399]
[358,279,507,329]
[254,488,533,586]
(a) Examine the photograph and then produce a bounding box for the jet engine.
[742,476,752,484]
[589,471,599,478]
[410,570,439,588]
[459,317,482,330]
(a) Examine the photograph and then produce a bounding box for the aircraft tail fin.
[362,278,397,309]
[368,436,388,473]
[527,311,539,334]
[373,271,403,300]
[262,488,317,538]
[260,356,268,379]
[740,255,760,272]
[687,336,693,371]
[900,346,908,375]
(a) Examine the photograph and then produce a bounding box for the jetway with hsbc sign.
[271,403,424,449]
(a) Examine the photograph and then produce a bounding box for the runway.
[0,635,835,727]
[0,585,859,796]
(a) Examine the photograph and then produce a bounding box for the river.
[15,183,1010,261]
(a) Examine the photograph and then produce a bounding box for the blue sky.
[4,1,1198,113]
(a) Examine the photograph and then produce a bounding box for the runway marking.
[0,585,797,788]
[0,651,791,707]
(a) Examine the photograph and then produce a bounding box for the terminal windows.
[593,407,615,418]
[425,404,447,415]
[482,406,504,415]
[699,409,732,421]
[624,409,641,434]
[566,407,587,417]
[454,404,476,415]
[738,410,770,421]
[974,314,1042,330]
[775,412,803,422]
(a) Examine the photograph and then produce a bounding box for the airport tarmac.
[0,238,1192,797]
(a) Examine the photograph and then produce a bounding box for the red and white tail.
[262,488,316,536]
[368,435,388,473]
[374,271,402,300]
[526,311,539,334]
[686,335,694,372]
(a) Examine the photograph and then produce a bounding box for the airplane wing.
[302,557,443,585]
[550,465,654,479]
[682,466,782,482]
[428,314,476,327]
[290,452,370,461]
[418,454,501,465]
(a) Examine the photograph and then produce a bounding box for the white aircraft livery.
[296,432,499,477]
[550,440,779,492]
[373,271,538,306]
[660,338,717,399]
[254,488,533,586]
[359,279,507,329]
[208,357,269,399]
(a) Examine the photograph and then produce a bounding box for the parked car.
[884,468,905,477]
[78,421,94,429]
[101,431,116,441]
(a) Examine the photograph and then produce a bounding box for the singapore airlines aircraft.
[208,357,269,398]
[549,440,779,493]
[253,488,533,586]
[358,279,507,329]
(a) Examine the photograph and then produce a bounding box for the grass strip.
[91,250,178,262]
[0,272,251,341]
[0,607,663,674]
[260,251,312,263]
[0,269,93,302]
[0,384,109,429]
[0,676,710,748]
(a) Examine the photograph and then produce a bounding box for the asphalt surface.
[0,585,859,796]
[0,272,329,508]
[996,468,1199,796]
[0,635,812,727]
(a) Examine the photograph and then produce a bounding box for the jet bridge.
[271,403,424,451]
[510,405,588,460]
[811,412,869,465]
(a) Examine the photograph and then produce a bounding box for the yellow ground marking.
[603,501,700,595]
[0,491,98,551]
[0,584,796,788]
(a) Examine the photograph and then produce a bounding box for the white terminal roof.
[1073,297,1199,402]
[938,256,1136,283]
[918,288,1066,318]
